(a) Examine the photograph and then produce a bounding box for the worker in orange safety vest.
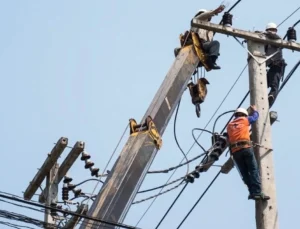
[226,105,270,201]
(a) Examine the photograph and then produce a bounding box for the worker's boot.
[248,193,270,201]
[174,48,181,57]
[207,55,221,70]
[268,95,275,107]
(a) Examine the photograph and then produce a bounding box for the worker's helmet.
[194,9,207,18]
[198,9,208,14]
[266,22,277,32]
[235,107,248,116]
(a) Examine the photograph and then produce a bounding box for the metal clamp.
[129,116,162,150]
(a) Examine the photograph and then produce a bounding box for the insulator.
[211,133,220,145]
[84,159,94,169]
[191,171,200,179]
[62,184,69,201]
[81,151,91,161]
[287,27,297,42]
[67,183,76,191]
[185,174,194,183]
[63,176,73,184]
[50,202,58,216]
[195,165,204,173]
[90,167,100,177]
[222,12,233,27]
[73,189,82,198]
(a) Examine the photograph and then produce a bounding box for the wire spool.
[287,27,297,42]
[222,12,233,27]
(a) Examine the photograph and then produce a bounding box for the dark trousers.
[202,40,220,57]
[267,65,282,107]
[232,147,261,195]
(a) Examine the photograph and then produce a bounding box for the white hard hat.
[266,22,277,31]
[235,107,248,116]
[198,9,208,13]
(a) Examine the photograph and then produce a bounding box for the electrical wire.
[73,178,104,187]
[137,177,185,194]
[0,193,140,229]
[147,152,207,174]
[0,220,36,229]
[173,98,190,175]
[212,110,235,134]
[277,6,300,28]
[155,183,188,229]
[175,171,221,229]
[132,181,186,205]
[0,199,45,214]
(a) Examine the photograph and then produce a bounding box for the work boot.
[207,55,221,70]
[268,95,275,107]
[174,48,181,57]
[248,193,270,201]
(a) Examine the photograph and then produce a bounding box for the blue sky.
[0,0,299,228]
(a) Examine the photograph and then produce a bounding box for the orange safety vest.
[227,117,251,153]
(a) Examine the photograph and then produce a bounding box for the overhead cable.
[0,193,141,229]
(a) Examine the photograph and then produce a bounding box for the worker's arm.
[194,10,216,20]
[247,105,259,124]
[194,5,225,21]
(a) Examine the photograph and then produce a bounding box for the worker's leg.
[202,41,221,70]
[267,66,281,107]
[243,148,263,195]
[232,149,251,191]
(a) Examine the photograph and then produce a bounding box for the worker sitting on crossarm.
[226,106,270,201]
[264,22,287,107]
[190,5,225,70]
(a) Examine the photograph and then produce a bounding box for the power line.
[147,152,207,174]
[175,171,221,229]
[0,220,36,229]
[0,193,141,229]
[155,183,188,229]
[277,6,300,28]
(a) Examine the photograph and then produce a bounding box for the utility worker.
[226,106,270,200]
[264,22,287,107]
[190,5,225,70]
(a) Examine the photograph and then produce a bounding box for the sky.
[0,0,299,228]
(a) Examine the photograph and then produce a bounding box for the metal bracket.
[129,116,162,150]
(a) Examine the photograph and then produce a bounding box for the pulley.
[222,12,233,27]
[287,27,297,42]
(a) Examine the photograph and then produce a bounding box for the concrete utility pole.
[247,41,278,229]
[24,138,85,228]
[44,163,59,228]
[191,20,300,229]
[80,45,200,229]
